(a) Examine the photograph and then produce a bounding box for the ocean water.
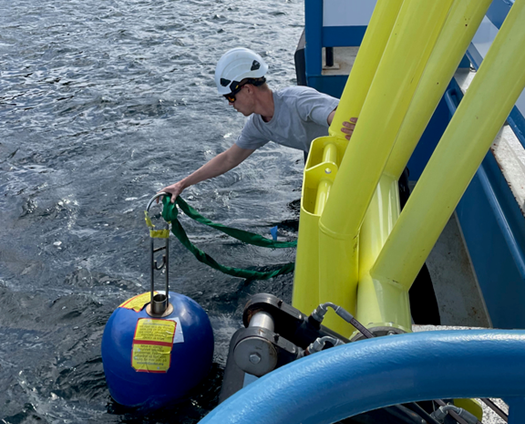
[0,0,305,422]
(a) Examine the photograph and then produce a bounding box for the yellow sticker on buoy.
[119,292,157,312]
[131,318,176,373]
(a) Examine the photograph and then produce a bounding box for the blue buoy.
[102,192,214,409]
[101,291,214,409]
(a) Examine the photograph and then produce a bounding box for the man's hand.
[341,117,357,140]
[157,181,185,203]
[327,110,357,140]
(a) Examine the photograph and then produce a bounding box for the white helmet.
[215,47,268,95]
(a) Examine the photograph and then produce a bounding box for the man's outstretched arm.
[158,144,255,202]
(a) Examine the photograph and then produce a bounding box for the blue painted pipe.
[200,330,524,424]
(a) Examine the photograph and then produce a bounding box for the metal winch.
[219,293,353,402]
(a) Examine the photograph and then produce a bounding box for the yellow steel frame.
[292,0,524,337]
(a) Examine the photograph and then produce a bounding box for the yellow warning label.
[132,343,172,373]
[119,292,157,312]
[134,318,176,343]
[131,318,176,373]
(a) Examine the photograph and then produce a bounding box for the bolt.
[249,353,261,364]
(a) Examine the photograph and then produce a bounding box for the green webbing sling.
[159,196,296,280]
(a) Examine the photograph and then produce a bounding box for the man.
[157,48,441,325]
[159,47,356,201]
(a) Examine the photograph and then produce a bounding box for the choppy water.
[0,0,305,422]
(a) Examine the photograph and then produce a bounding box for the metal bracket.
[145,192,172,317]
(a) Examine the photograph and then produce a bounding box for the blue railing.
[199,330,525,424]
[444,81,525,329]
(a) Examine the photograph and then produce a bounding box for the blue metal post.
[304,0,323,85]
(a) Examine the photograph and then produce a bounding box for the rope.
[171,196,297,248]
[156,196,296,280]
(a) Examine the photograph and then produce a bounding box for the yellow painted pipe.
[372,0,525,292]
[292,137,342,315]
[355,0,493,331]
[293,0,404,322]
[317,0,454,336]
[328,0,404,140]
[317,223,358,335]
[320,0,454,239]
[358,175,400,281]
[385,0,493,180]
[314,144,338,214]
[314,180,331,215]
[355,273,412,335]
[292,207,321,315]
[322,142,337,164]
[354,175,413,334]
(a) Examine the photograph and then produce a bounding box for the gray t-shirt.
[235,86,339,153]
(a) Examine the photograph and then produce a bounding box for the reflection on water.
[0,0,304,421]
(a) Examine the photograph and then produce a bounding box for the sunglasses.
[223,82,246,103]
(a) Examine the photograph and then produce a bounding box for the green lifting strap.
[161,196,296,280]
